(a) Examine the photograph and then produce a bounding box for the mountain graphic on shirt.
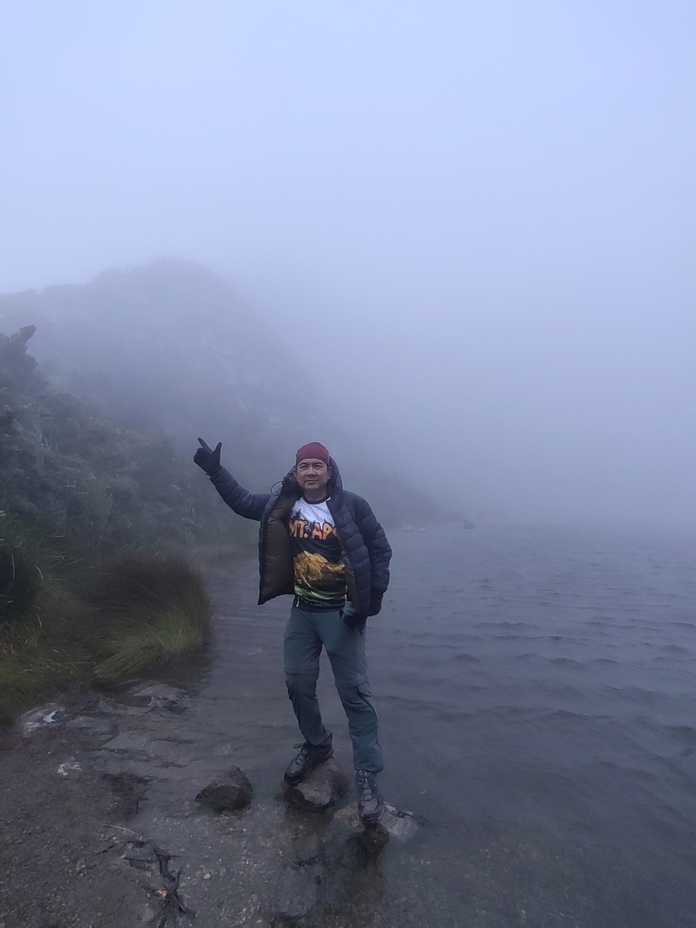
[294,551,345,599]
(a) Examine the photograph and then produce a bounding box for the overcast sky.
[1,1,695,524]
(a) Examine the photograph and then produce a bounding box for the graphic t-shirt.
[288,497,346,610]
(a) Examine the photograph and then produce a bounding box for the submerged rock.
[357,823,390,858]
[334,804,420,859]
[293,831,322,865]
[283,759,350,811]
[336,803,420,842]
[195,766,253,812]
[381,804,420,841]
[265,862,321,922]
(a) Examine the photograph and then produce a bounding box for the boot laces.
[356,770,377,798]
[294,742,328,757]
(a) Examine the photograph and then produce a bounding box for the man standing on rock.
[194,439,392,825]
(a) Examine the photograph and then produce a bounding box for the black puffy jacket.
[208,458,391,621]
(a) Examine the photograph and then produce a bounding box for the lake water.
[192,523,696,926]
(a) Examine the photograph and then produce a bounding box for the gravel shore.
[0,686,415,928]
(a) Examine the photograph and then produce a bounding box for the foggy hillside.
[0,260,456,526]
[0,325,245,555]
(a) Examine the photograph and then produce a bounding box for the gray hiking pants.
[284,605,383,774]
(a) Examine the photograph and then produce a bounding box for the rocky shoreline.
[0,684,419,928]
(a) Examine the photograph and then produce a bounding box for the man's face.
[295,458,332,497]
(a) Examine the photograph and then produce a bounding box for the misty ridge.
[0,258,459,529]
[1,3,694,531]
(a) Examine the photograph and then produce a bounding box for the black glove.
[368,591,384,616]
[194,437,222,475]
[281,471,301,496]
[341,607,366,631]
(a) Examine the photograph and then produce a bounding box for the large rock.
[282,760,350,811]
[195,766,253,812]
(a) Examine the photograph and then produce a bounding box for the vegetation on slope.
[0,327,225,721]
[0,259,457,525]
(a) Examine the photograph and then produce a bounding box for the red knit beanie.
[295,441,330,466]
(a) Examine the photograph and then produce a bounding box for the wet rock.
[102,732,152,753]
[335,803,419,842]
[138,738,193,768]
[282,760,350,811]
[19,703,64,735]
[195,766,253,812]
[96,697,126,716]
[381,804,420,842]
[65,716,114,736]
[99,756,168,783]
[266,862,320,922]
[130,683,192,713]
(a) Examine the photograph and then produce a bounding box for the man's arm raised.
[194,438,270,521]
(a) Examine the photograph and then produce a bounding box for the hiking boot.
[284,738,333,785]
[355,769,384,826]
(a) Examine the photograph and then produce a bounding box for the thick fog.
[2,2,694,525]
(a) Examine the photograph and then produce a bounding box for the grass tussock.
[95,607,208,679]
[86,554,212,680]
[0,620,59,721]
[0,580,88,722]
[0,553,211,721]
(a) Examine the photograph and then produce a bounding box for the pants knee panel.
[285,672,318,701]
[336,683,375,712]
